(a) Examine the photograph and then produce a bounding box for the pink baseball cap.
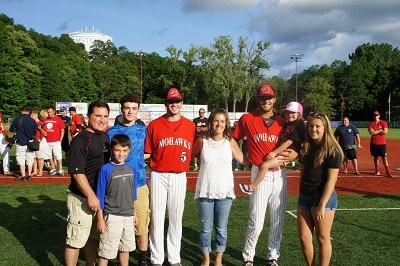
[282,102,303,115]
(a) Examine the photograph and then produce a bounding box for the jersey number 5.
[180,151,187,162]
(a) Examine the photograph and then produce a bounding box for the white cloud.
[246,0,400,76]
[181,0,264,12]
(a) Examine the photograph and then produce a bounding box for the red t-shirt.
[35,121,48,140]
[368,120,388,145]
[144,115,196,173]
[232,110,286,166]
[44,116,65,142]
[70,114,83,135]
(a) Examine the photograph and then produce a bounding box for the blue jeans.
[298,190,338,211]
[197,197,233,253]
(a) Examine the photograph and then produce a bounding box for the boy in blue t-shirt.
[96,134,138,266]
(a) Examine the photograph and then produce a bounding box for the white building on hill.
[69,27,113,51]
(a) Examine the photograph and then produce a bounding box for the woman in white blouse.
[192,108,247,266]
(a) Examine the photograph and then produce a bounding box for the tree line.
[1,13,399,121]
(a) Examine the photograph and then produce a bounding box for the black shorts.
[344,149,357,160]
[370,144,387,157]
[62,137,70,152]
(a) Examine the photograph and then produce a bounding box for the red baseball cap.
[373,111,380,116]
[257,84,275,97]
[165,87,183,101]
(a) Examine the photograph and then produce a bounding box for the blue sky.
[2,0,400,77]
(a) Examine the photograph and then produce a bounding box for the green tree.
[303,77,336,117]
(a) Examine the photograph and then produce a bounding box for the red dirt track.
[1,138,400,196]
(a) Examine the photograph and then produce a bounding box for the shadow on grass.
[336,186,400,200]
[0,195,66,265]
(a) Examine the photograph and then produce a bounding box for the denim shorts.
[298,190,337,211]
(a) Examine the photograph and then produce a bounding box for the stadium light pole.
[290,53,304,102]
[137,51,145,101]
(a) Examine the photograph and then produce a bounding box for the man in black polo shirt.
[64,100,111,266]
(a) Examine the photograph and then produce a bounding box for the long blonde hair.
[301,112,343,167]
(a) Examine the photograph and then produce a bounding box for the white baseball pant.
[0,134,10,172]
[242,165,287,262]
[149,171,187,265]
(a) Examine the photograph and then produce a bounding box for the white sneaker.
[58,170,64,176]
[49,169,57,175]
[193,165,198,171]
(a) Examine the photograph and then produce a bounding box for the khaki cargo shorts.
[65,190,99,248]
[98,214,136,259]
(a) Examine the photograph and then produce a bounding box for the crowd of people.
[0,84,395,266]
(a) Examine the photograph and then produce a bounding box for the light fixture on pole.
[290,53,304,102]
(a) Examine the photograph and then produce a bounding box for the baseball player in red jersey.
[232,84,298,266]
[368,110,393,177]
[144,87,196,266]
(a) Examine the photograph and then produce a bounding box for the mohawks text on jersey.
[158,137,192,149]
[253,133,279,143]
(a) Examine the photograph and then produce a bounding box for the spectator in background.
[58,107,71,162]
[0,112,11,175]
[69,106,83,138]
[334,117,361,175]
[9,106,37,181]
[30,110,52,177]
[44,107,66,176]
[193,108,208,171]
[368,111,393,178]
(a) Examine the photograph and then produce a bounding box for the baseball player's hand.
[87,194,101,212]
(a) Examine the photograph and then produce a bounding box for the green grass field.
[1,185,399,265]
